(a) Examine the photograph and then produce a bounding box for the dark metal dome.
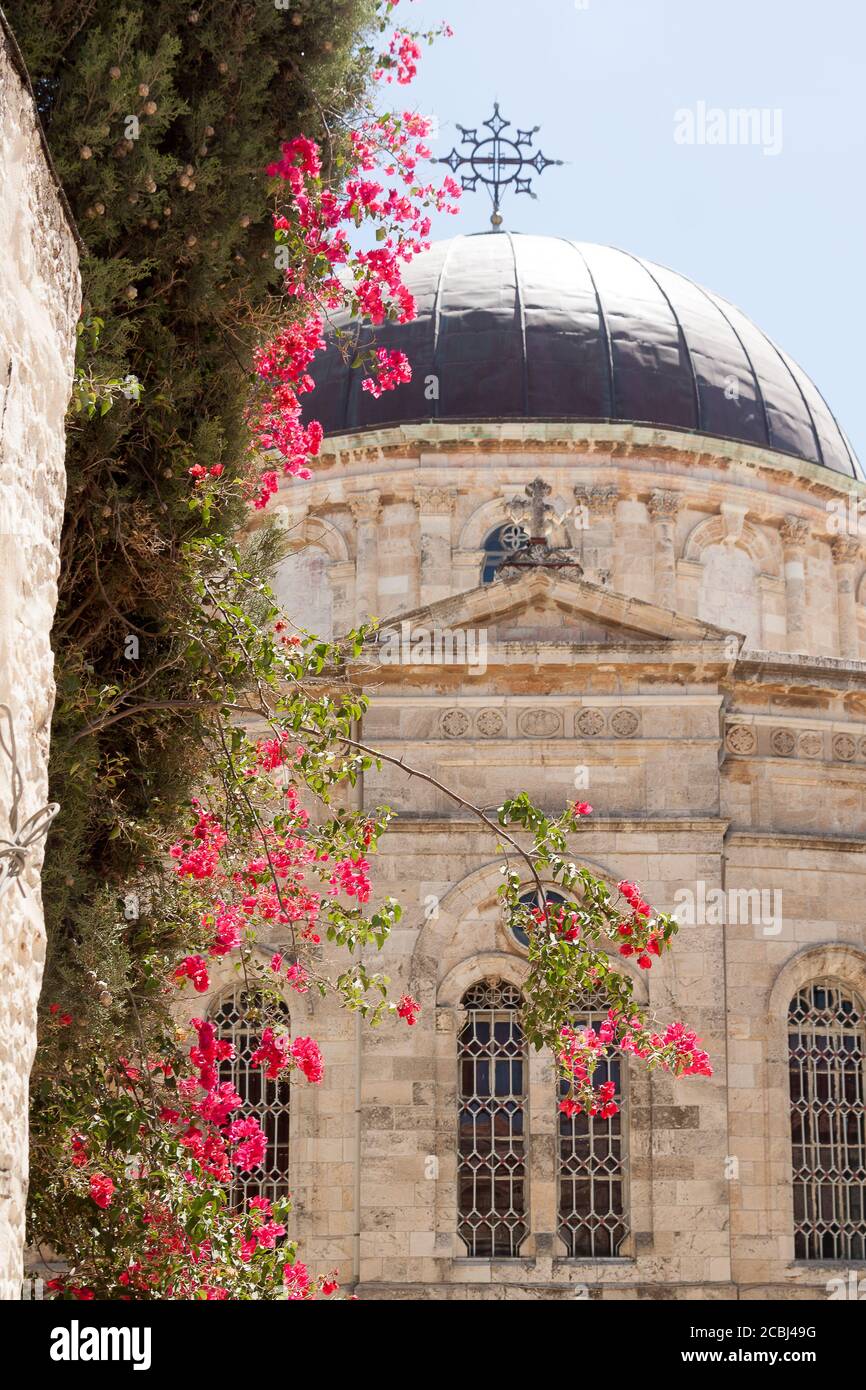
[307,232,860,477]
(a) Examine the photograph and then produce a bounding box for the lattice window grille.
[457,979,528,1257]
[558,988,629,1258]
[211,989,292,1210]
[788,980,866,1262]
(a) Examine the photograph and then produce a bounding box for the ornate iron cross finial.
[507,478,568,542]
[497,478,584,580]
[439,103,563,229]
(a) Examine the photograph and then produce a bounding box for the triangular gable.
[374,570,740,648]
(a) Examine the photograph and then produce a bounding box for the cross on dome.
[438,103,563,228]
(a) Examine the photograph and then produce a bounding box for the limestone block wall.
[0,22,80,1300]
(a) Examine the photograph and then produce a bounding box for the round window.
[511,889,567,949]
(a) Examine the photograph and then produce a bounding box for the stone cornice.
[351,640,734,682]
[365,693,725,708]
[732,649,866,684]
[378,816,731,835]
[726,830,866,852]
[373,819,866,852]
[374,567,735,643]
[313,421,866,498]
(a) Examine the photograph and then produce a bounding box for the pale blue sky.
[398,0,866,460]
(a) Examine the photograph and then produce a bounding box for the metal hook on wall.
[0,704,59,905]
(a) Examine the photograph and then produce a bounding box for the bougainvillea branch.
[232,9,459,508]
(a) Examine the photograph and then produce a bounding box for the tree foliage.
[4,0,380,1051]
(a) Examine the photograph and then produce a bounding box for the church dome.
[307,232,860,477]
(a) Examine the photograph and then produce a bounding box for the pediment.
[375,570,740,650]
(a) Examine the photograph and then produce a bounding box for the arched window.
[481,523,528,584]
[211,989,292,1209]
[788,980,866,1261]
[512,888,567,949]
[559,988,629,1258]
[457,979,527,1257]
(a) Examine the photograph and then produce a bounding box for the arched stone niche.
[683,513,780,648]
[270,515,351,639]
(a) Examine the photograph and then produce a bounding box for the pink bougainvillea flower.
[174,955,210,993]
[290,1035,324,1084]
[283,1260,310,1300]
[89,1173,115,1210]
[396,993,420,1026]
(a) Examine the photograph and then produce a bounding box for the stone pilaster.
[415,487,456,606]
[831,536,860,661]
[780,516,810,654]
[526,1048,562,1261]
[348,491,381,623]
[328,560,357,637]
[574,485,618,587]
[647,489,682,610]
[378,496,420,617]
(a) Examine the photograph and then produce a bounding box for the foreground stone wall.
[0,22,80,1299]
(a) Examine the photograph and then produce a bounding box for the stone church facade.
[207,233,866,1300]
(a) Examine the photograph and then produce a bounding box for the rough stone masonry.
[0,18,80,1299]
